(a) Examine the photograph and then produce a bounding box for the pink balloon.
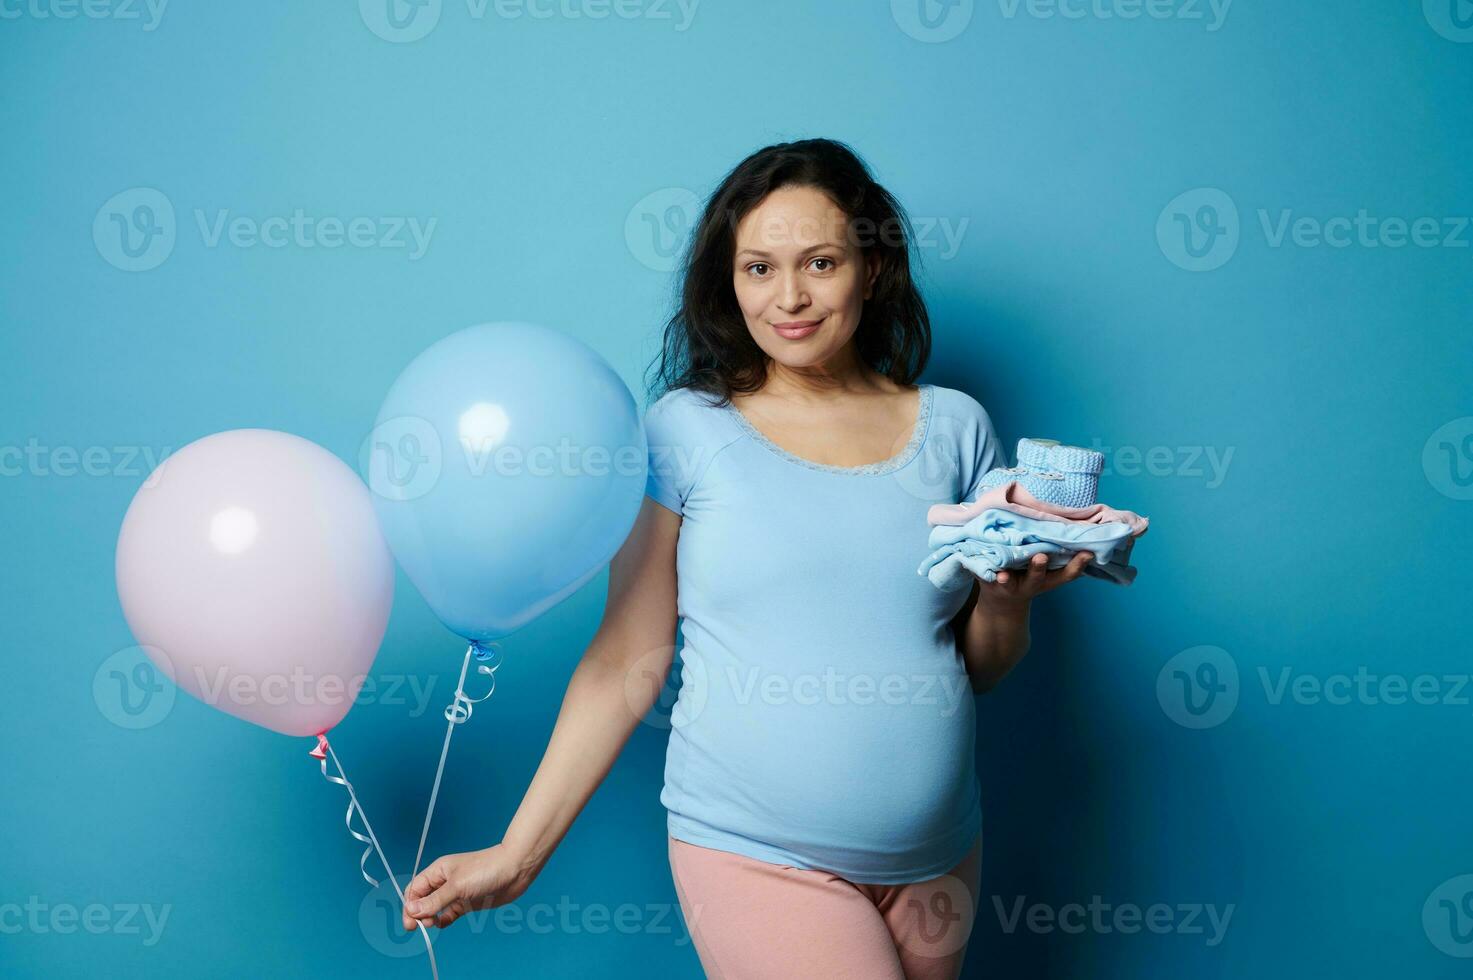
[115,429,394,737]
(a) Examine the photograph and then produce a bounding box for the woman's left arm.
[951,550,1096,693]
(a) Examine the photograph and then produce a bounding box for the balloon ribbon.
[312,732,440,979]
[411,642,502,882]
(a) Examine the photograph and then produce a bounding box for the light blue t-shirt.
[642,382,1002,884]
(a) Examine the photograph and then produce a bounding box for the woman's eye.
[747,263,770,277]
[809,257,835,272]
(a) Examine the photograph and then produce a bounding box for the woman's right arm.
[402,496,682,931]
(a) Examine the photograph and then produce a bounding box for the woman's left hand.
[979,551,1095,605]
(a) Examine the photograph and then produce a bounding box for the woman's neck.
[759,347,891,402]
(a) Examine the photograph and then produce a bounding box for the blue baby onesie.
[642,382,1000,883]
[918,509,1138,589]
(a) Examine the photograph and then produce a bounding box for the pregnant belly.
[668,671,979,850]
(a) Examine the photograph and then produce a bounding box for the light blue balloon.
[363,322,646,644]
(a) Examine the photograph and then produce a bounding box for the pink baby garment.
[927,480,1150,536]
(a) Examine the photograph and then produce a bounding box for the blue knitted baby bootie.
[975,438,1104,508]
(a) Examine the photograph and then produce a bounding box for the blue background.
[3,1,1471,976]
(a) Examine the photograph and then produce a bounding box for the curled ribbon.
[310,733,379,887]
[445,642,501,725]
[309,733,440,977]
[411,642,505,882]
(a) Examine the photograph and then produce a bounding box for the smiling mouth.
[772,318,823,338]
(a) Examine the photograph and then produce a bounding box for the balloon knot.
[309,733,329,760]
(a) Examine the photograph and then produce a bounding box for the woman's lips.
[773,319,821,340]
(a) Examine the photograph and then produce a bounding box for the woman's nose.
[776,273,809,312]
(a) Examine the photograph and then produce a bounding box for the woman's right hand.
[400,843,539,932]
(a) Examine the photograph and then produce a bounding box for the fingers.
[1067,550,1095,577]
[1043,551,1094,591]
[405,860,447,904]
[996,553,1042,588]
[402,859,455,932]
[987,551,1096,595]
[435,901,467,929]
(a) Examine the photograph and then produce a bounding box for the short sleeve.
[643,394,689,514]
[957,395,1004,505]
[643,388,744,516]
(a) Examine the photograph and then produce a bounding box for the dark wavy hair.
[643,138,932,408]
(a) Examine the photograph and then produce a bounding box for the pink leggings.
[667,833,983,980]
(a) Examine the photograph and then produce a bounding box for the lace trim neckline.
[723,384,934,476]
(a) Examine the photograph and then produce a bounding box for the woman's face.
[731,184,880,371]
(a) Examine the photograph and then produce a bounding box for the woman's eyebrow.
[735,241,846,259]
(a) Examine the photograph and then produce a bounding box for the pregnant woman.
[401,139,1097,978]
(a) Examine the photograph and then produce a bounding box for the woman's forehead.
[735,189,853,254]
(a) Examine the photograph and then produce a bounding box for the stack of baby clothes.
[918,438,1150,590]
